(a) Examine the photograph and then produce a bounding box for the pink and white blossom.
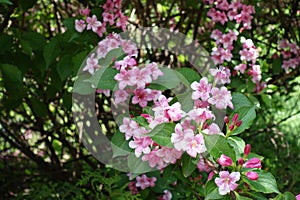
[114,89,129,104]
[86,15,102,33]
[208,87,233,109]
[215,171,240,195]
[129,136,153,157]
[135,174,157,190]
[75,19,86,32]
[191,77,212,101]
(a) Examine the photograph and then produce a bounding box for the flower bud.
[235,120,242,127]
[217,154,233,167]
[246,171,259,180]
[238,158,244,165]
[232,113,239,123]
[244,158,262,168]
[229,124,235,131]
[244,144,251,156]
[224,116,229,124]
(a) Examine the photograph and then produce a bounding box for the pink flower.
[128,181,138,194]
[208,87,233,110]
[83,53,99,74]
[129,67,152,88]
[166,102,183,122]
[96,89,110,97]
[75,19,86,32]
[116,13,128,31]
[234,63,247,74]
[210,29,222,41]
[244,158,262,168]
[191,77,212,101]
[132,88,152,108]
[210,66,231,84]
[114,70,131,90]
[79,8,90,16]
[114,56,137,71]
[215,171,240,195]
[119,117,139,140]
[218,154,233,167]
[135,174,156,190]
[103,0,114,11]
[185,134,207,158]
[156,146,182,164]
[86,15,102,33]
[96,22,106,37]
[142,149,165,169]
[145,62,164,80]
[251,65,262,83]
[203,123,223,135]
[246,171,259,180]
[171,124,192,151]
[188,108,215,125]
[160,190,172,200]
[129,136,153,157]
[197,155,211,173]
[296,194,300,200]
[103,12,115,26]
[114,89,129,104]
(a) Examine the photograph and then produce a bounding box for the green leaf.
[273,192,296,200]
[73,74,94,95]
[132,116,149,127]
[176,91,194,112]
[228,136,245,158]
[204,181,224,200]
[43,36,61,68]
[234,192,253,200]
[127,153,154,173]
[111,131,131,157]
[232,93,253,111]
[261,94,272,108]
[72,50,88,75]
[232,106,256,135]
[0,0,13,5]
[242,192,268,200]
[22,32,46,51]
[30,98,48,117]
[86,67,118,90]
[0,34,13,54]
[151,67,181,89]
[242,171,280,194]
[204,134,236,161]
[19,0,36,10]
[57,55,73,81]
[176,67,201,85]
[147,123,175,147]
[181,153,198,177]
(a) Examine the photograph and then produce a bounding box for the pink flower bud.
[229,124,235,131]
[246,171,259,180]
[238,158,244,165]
[217,154,233,167]
[244,158,262,168]
[232,113,239,123]
[224,116,229,124]
[208,171,215,181]
[244,144,251,156]
[235,120,242,127]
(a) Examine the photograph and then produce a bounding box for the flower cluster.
[278,39,300,72]
[206,0,265,93]
[128,174,157,194]
[75,0,127,37]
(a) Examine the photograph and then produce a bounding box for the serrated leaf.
[147,123,175,147]
[204,134,236,161]
[232,106,256,135]
[181,153,198,177]
[242,171,280,194]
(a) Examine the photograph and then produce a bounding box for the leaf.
[273,192,296,200]
[73,73,95,95]
[242,171,280,194]
[204,134,236,161]
[127,153,154,174]
[21,32,46,51]
[72,50,88,75]
[242,192,268,200]
[204,181,224,200]
[19,0,36,10]
[147,123,175,147]
[151,67,181,89]
[99,47,125,67]
[181,153,198,177]
[0,0,13,5]
[176,67,201,85]
[232,106,256,135]
[0,34,13,54]
[232,93,253,111]
[43,36,61,68]
[132,116,149,127]
[30,98,48,117]
[57,55,73,81]
[176,91,194,112]
[111,131,132,157]
[234,192,253,200]
[228,136,245,158]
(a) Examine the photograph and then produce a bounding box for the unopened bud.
[217,154,233,167]
[224,116,229,124]
[244,158,262,168]
[232,113,239,123]
[235,120,242,127]
[229,124,235,131]
[246,171,259,180]
[238,158,244,165]
[244,144,251,156]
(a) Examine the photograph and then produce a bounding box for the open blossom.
[166,102,183,122]
[250,65,262,82]
[86,15,102,32]
[197,155,211,173]
[114,70,131,90]
[142,149,166,169]
[234,63,247,74]
[102,12,115,26]
[119,117,139,140]
[296,194,300,200]
[129,136,153,157]
[160,190,172,200]
[208,86,233,110]
[185,134,207,158]
[145,62,164,80]
[129,67,152,88]
[171,124,193,151]
[191,77,212,101]
[215,171,240,195]
[156,146,182,164]
[114,89,129,104]
[188,108,215,125]
[132,88,153,108]
[83,53,99,74]
[75,19,86,32]
[135,174,156,190]
[210,66,231,84]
